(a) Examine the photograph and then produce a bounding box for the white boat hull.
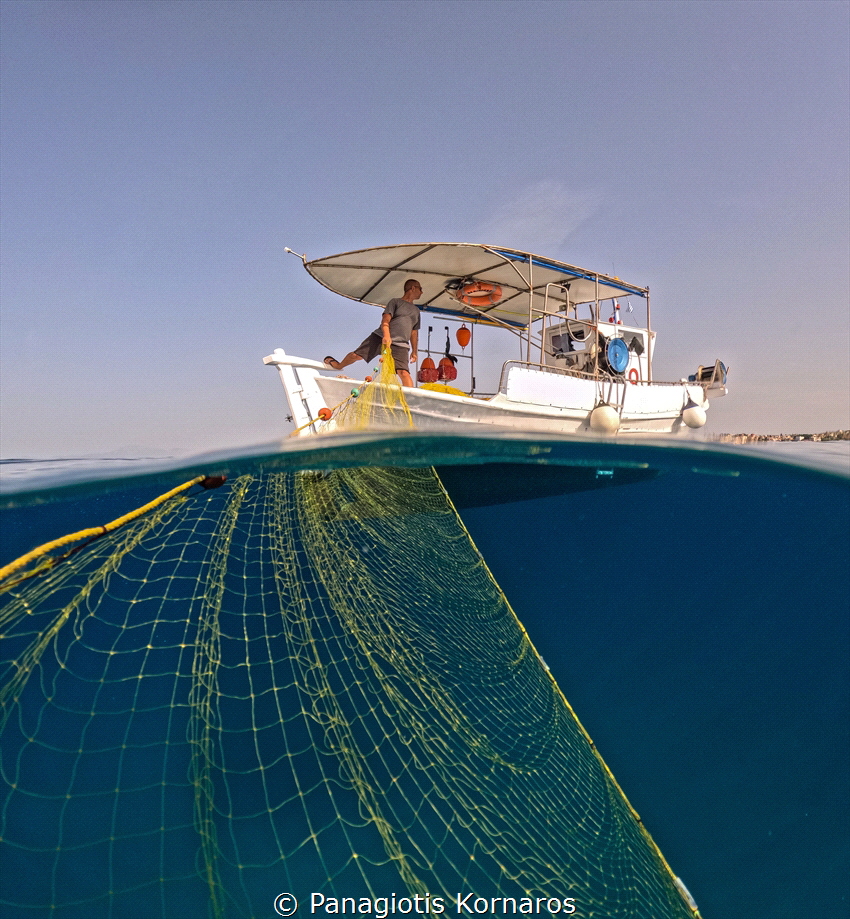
[264,350,717,438]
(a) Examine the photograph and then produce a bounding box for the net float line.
[0,474,227,589]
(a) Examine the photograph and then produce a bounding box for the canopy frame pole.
[470,321,475,395]
[454,302,526,337]
[479,246,541,345]
[526,255,534,362]
[594,274,600,378]
[540,283,569,365]
[646,287,652,382]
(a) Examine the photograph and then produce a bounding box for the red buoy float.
[417,356,439,383]
[318,407,333,421]
[456,324,471,349]
[438,357,458,382]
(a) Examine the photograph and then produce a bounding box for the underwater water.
[0,434,847,919]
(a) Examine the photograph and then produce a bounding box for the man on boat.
[324,279,421,387]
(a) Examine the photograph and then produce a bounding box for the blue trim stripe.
[418,303,527,328]
[492,249,647,298]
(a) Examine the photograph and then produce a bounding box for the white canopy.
[304,242,647,330]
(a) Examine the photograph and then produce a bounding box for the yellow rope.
[289,401,348,437]
[0,475,208,584]
[288,391,360,437]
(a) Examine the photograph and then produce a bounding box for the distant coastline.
[710,430,849,444]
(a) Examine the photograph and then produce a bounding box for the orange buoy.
[364,375,373,382]
[456,324,471,349]
[417,356,438,383]
[456,280,502,308]
[438,356,458,382]
[318,407,333,421]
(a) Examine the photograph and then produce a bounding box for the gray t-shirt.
[374,298,421,346]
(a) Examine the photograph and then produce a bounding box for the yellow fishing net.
[328,347,414,432]
[0,466,697,918]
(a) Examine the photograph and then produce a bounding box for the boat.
[264,242,728,437]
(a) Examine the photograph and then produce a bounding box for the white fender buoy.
[682,399,707,429]
[589,402,620,434]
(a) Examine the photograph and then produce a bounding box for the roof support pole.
[526,254,534,362]
[541,283,568,365]
[594,274,600,378]
[646,287,652,382]
[470,321,475,395]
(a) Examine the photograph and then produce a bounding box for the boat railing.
[498,360,609,392]
[497,359,692,393]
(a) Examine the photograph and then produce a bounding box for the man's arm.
[410,329,418,362]
[381,313,392,346]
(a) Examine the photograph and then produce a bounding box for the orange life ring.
[628,368,639,384]
[457,281,502,307]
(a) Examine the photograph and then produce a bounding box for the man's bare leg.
[327,353,414,386]
[325,352,362,370]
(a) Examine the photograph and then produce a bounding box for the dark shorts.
[353,333,410,375]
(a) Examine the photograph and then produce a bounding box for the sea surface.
[1,434,848,919]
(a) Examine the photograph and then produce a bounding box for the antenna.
[284,247,306,262]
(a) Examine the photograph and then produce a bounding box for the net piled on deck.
[0,465,696,918]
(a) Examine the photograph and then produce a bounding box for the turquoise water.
[1,434,848,919]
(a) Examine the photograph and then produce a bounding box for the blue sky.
[1,0,848,456]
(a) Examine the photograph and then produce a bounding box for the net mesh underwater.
[0,353,697,919]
